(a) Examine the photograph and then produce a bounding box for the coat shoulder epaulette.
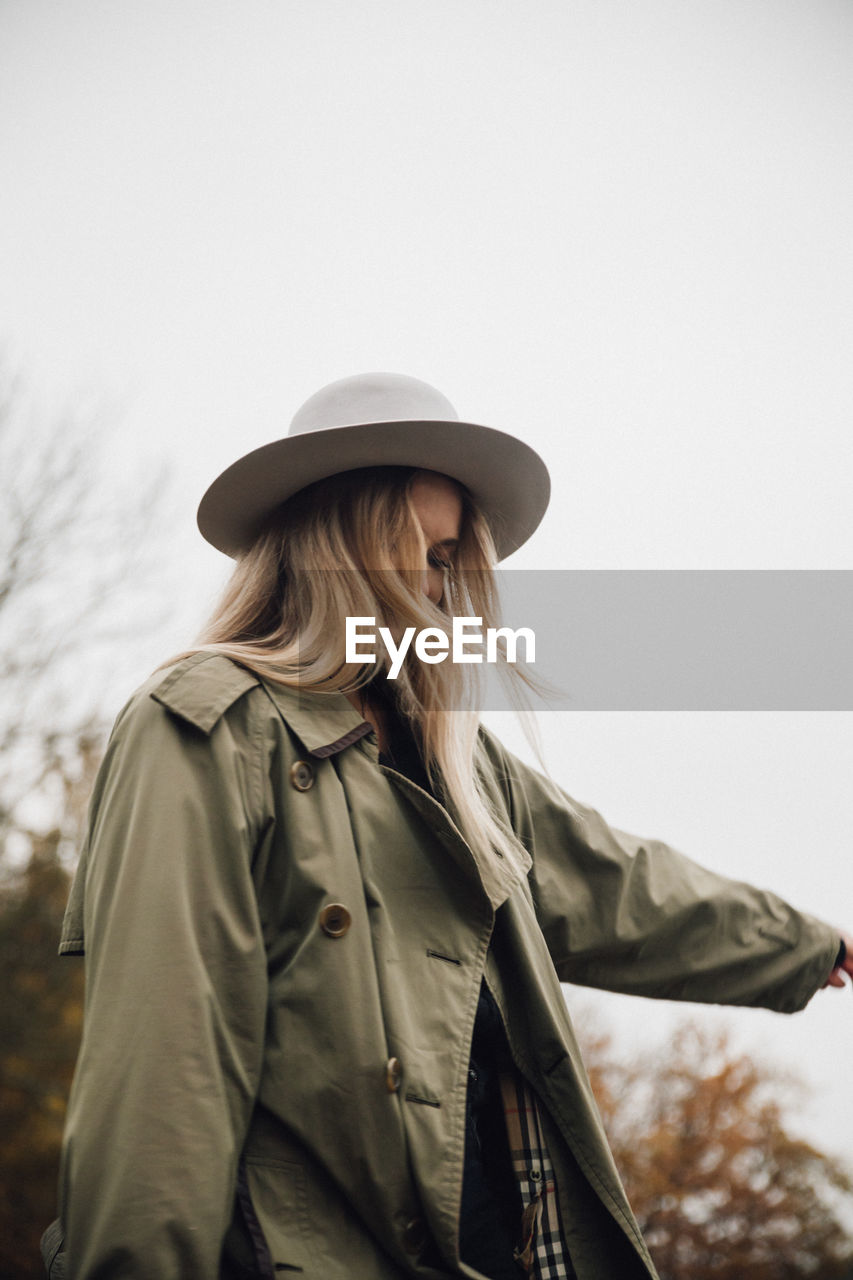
[149,652,260,735]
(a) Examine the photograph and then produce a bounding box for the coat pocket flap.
[244,1158,312,1273]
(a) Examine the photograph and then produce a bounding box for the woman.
[49,373,850,1280]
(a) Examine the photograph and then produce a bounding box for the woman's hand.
[822,931,853,989]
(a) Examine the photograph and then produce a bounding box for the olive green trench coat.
[55,653,839,1280]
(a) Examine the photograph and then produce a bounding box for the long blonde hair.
[188,466,533,869]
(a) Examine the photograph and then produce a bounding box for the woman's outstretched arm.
[479,728,844,1013]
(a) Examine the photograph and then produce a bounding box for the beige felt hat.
[197,372,551,561]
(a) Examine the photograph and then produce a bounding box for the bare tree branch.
[0,356,172,864]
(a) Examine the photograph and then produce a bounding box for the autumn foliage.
[0,841,84,1280]
[581,1021,853,1280]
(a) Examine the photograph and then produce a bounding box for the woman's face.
[408,470,463,604]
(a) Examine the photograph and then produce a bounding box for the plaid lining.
[499,1074,575,1279]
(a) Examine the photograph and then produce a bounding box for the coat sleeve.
[481,731,840,1013]
[58,680,270,1279]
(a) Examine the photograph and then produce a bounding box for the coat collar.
[258,680,375,758]
[149,654,373,751]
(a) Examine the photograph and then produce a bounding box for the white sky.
[2,1,852,1164]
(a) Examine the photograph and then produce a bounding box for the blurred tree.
[0,360,165,864]
[581,1020,853,1280]
[0,358,168,1278]
[0,830,85,1279]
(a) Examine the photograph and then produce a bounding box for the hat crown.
[289,372,459,437]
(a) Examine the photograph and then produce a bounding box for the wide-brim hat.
[197,372,551,561]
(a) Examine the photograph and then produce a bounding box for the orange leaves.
[581,1021,853,1280]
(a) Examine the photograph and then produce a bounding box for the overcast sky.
[2,1,852,1163]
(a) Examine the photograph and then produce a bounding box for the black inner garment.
[374,691,523,1275]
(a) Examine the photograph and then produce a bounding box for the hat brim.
[197,419,551,561]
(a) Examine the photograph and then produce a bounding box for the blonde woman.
[48,374,851,1280]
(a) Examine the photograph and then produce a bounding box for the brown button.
[385,1057,403,1093]
[319,903,351,937]
[290,760,314,791]
[402,1217,427,1255]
